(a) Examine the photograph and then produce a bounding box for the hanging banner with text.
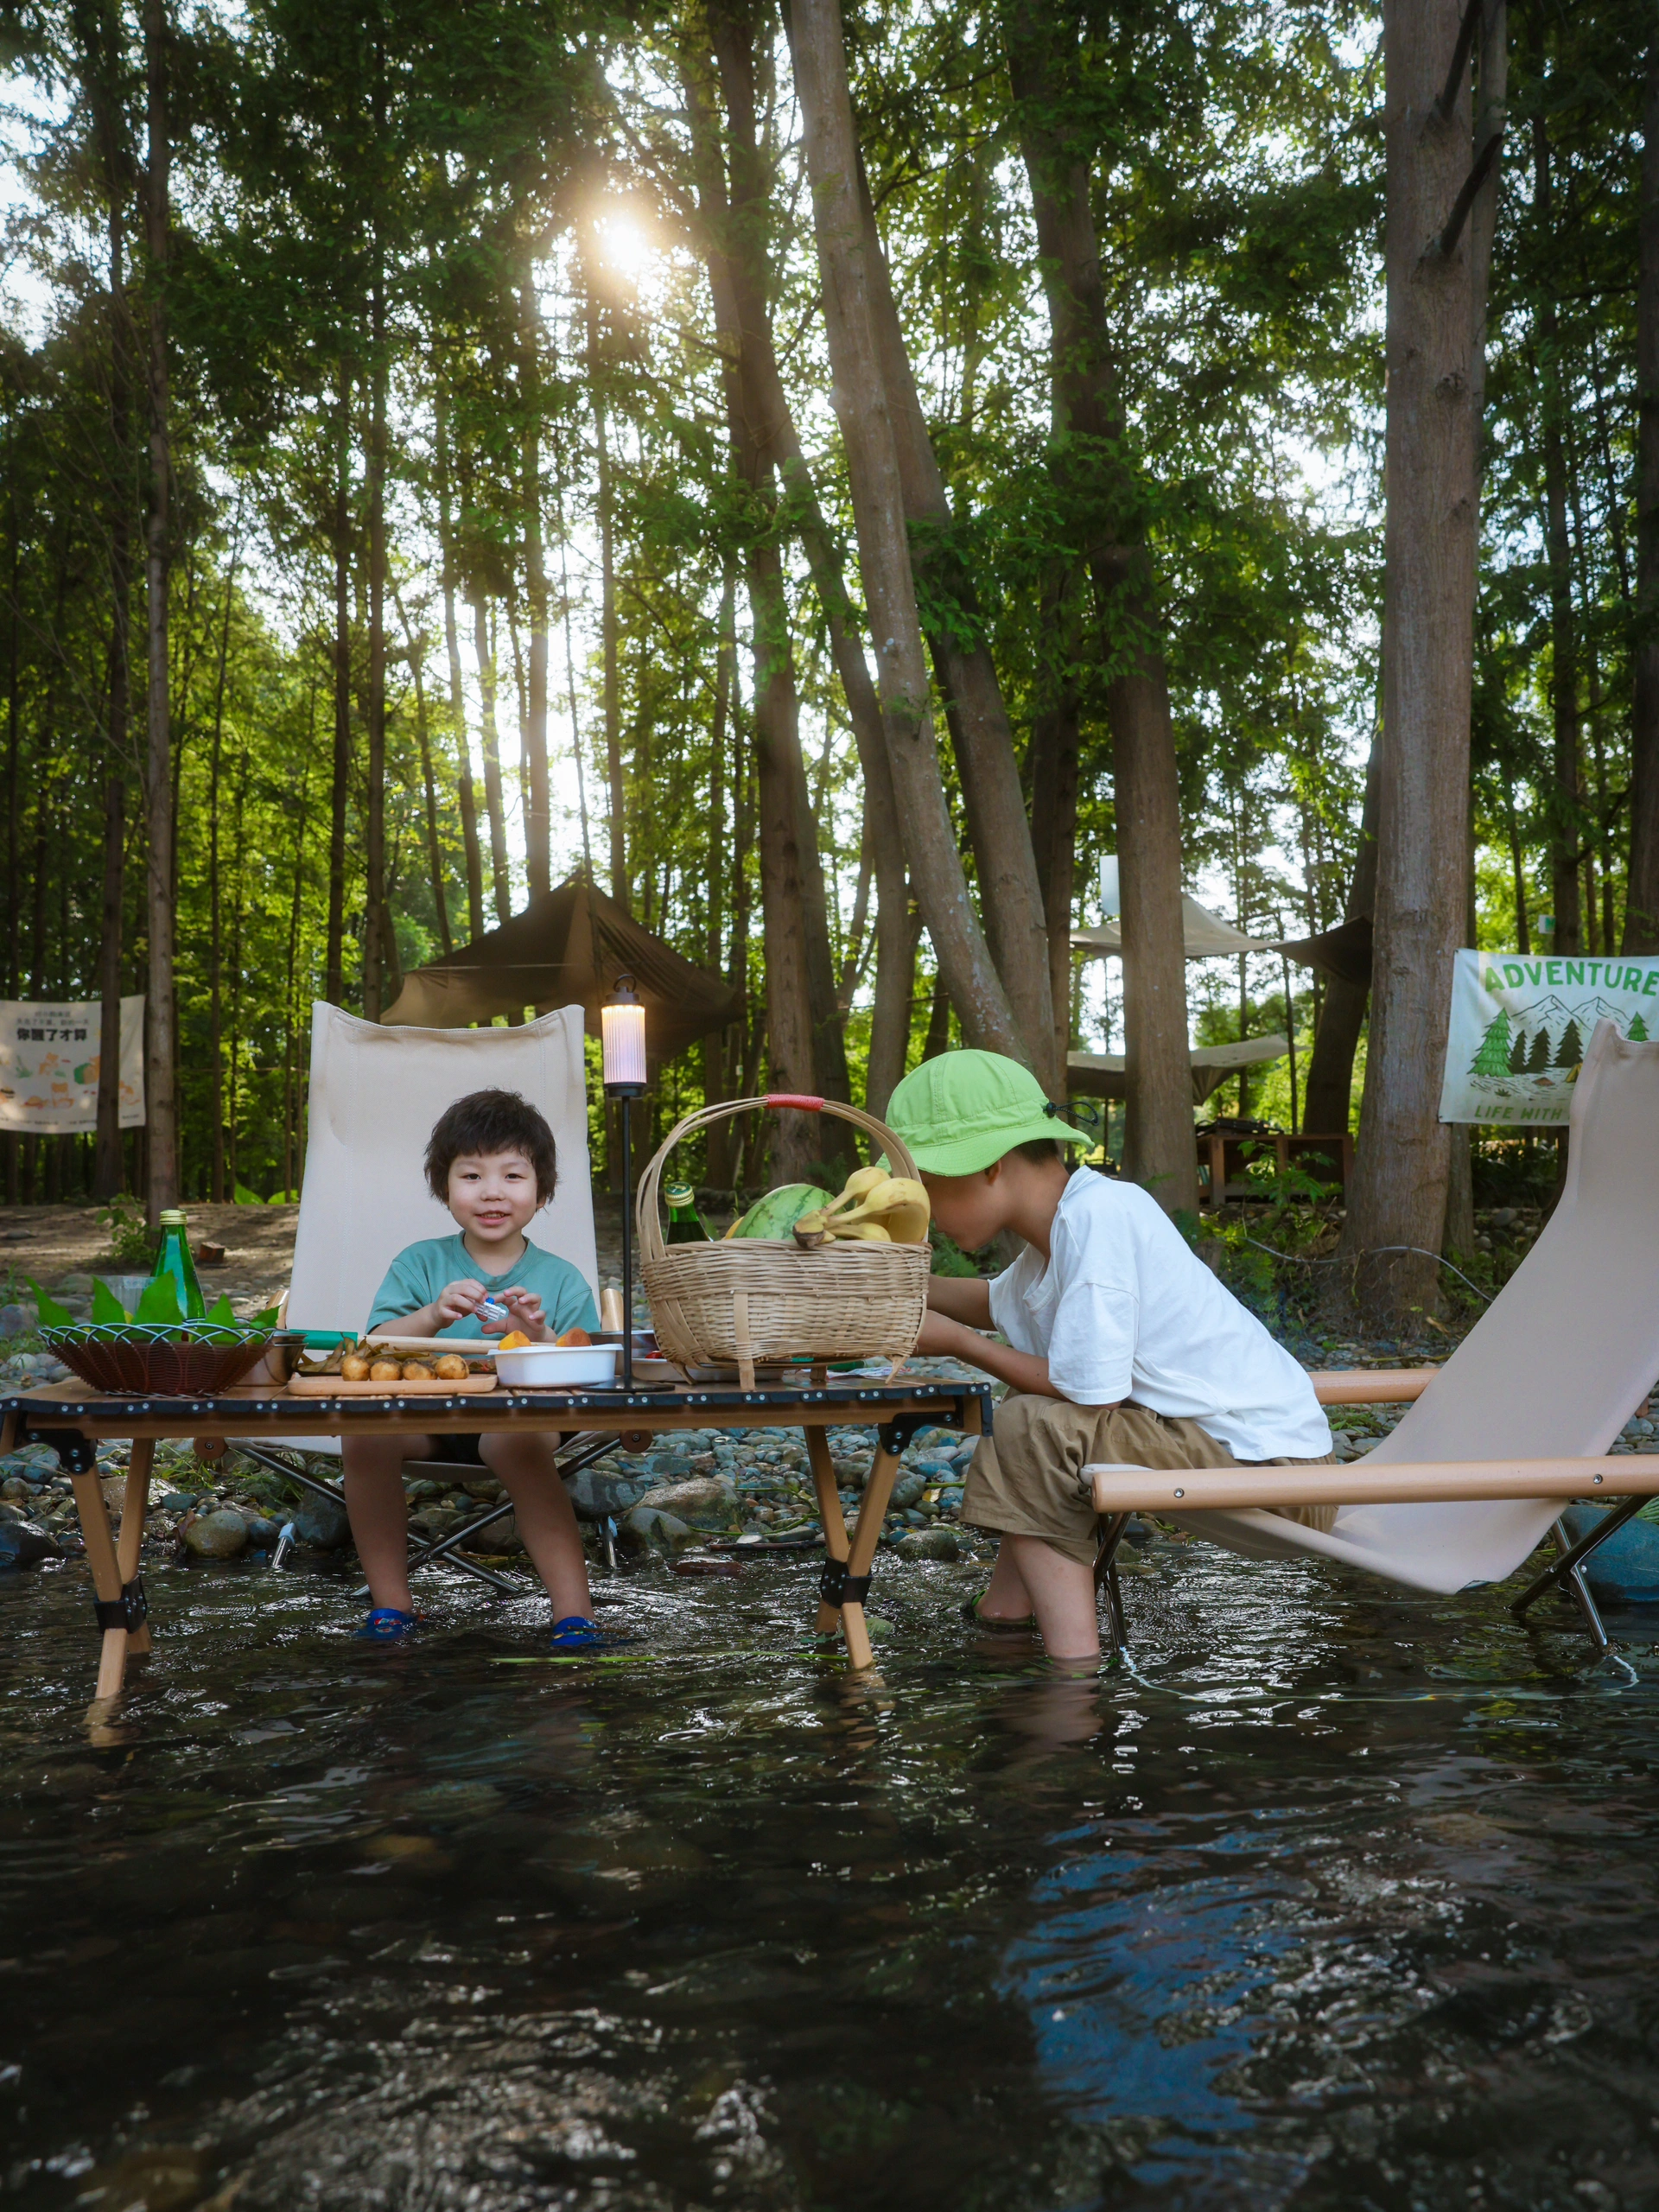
[1439,950,1659,1125]
[0,996,145,1133]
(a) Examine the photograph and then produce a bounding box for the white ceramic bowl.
[491,1342,621,1389]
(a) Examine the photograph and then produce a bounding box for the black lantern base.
[605,1084,646,1389]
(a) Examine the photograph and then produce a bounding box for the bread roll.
[401,1359,434,1381]
[434,1353,469,1381]
[368,1358,403,1382]
[340,1352,372,1382]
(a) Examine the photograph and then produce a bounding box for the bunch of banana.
[791,1164,930,1248]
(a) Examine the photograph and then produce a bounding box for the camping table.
[0,1372,993,1698]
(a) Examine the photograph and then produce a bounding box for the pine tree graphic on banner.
[1508,1026,1530,1073]
[1630,1013,1650,1043]
[1527,1028,1552,1072]
[1471,1010,1512,1077]
[1554,1017,1583,1068]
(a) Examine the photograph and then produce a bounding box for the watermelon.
[726,1182,830,1240]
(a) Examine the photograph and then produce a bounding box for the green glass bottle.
[664,1181,711,1245]
[150,1206,207,1319]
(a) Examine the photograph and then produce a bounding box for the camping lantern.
[603,976,646,1388]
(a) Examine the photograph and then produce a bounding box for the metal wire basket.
[42,1322,272,1395]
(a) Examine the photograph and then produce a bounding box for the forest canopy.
[0,0,1649,1249]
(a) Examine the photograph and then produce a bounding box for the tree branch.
[1435,0,1483,119]
[1429,121,1504,260]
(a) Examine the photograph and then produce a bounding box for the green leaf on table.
[26,1276,73,1328]
[135,1274,184,1325]
[205,1294,237,1325]
[91,1277,131,1325]
[245,1304,281,1329]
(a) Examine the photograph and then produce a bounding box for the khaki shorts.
[963,1393,1338,1567]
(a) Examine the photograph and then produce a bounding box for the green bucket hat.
[883,1050,1090,1176]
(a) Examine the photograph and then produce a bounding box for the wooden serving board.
[287,1373,498,1397]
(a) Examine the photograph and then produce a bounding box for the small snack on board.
[288,1339,496,1395]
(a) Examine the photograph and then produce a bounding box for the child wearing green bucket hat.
[885,1049,1333,1665]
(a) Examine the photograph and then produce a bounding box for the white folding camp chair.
[1088,1019,1659,1659]
[234,1002,620,1592]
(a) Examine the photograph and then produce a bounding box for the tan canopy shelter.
[381,879,741,1060]
[1073,895,1374,986]
[1067,1034,1289,1106]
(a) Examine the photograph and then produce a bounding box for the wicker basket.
[639,1095,930,1386]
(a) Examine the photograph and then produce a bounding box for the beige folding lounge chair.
[232,1002,619,1590]
[1087,1020,1659,1658]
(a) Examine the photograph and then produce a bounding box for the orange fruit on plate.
[496,1329,531,1351]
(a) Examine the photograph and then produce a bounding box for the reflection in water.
[3,1537,1658,2209]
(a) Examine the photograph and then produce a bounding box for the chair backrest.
[287,1002,598,1333]
[1375,1019,1659,1467]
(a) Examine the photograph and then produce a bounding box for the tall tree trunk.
[1341,0,1478,1322]
[1028,572,1084,1090]
[519,257,551,899]
[397,587,451,956]
[143,0,176,1217]
[96,176,131,1199]
[697,8,849,1115]
[855,164,1057,1088]
[587,288,627,912]
[205,518,239,1201]
[326,368,352,1005]
[791,0,1027,1068]
[363,249,389,1018]
[435,409,485,944]
[703,563,735,1185]
[1627,54,1659,951]
[1005,3,1194,1201]
[1304,741,1381,1136]
[1533,116,1581,957]
[473,596,512,923]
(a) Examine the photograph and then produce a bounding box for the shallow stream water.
[4,1540,1659,2211]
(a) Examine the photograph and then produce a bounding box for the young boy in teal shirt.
[345,1087,605,1649]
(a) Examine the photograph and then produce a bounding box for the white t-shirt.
[988,1170,1332,1463]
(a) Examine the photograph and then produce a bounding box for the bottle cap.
[664,1182,695,1208]
[158,1208,187,1226]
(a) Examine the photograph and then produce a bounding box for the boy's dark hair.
[425,1089,558,1204]
[1011,1136,1064,1165]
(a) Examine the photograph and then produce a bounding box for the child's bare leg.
[1005,1534,1100,1662]
[343,1433,431,1613]
[480,1433,592,1621]
[978,1541,1036,1623]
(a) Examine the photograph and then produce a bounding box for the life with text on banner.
[0,996,145,1133]
[1438,950,1659,1126]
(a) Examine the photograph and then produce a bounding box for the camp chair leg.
[1511,1497,1656,1656]
[1093,1513,1133,1656]
[235,1444,512,1598]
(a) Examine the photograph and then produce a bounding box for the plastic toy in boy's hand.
[477,1295,511,1331]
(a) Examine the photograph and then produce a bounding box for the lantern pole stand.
[601,974,647,1391]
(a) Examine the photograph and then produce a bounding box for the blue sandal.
[357,1607,420,1642]
[549,1615,630,1654]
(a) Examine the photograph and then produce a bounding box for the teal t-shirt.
[365,1234,598,1341]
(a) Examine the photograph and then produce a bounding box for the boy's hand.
[499,1285,550,1342]
[916,1310,970,1357]
[434,1277,486,1328]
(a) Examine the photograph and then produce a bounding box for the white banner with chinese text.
[0,997,145,1132]
[1439,950,1659,1125]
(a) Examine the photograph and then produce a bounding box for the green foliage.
[97,1195,153,1268]
[926,1227,982,1279]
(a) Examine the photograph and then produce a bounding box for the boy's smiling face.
[447,1147,541,1249]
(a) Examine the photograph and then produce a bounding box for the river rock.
[461,1510,522,1554]
[0,1517,58,1568]
[887,1469,926,1510]
[184,1508,249,1559]
[243,1514,282,1549]
[293,1492,351,1550]
[1560,1505,1659,1604]
[620,1504,693,1554]
[632,1475,739,1531]
[564,1464,649,1522]
[897,1527,962,1561]
[0,1302,29,1338]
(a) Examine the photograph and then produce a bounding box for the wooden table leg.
[806,1429,851,1637]
[116,1439,153,1657]
[0,1406,18,1457]
[69,1459,133,1702]
[837,1441,903,1671]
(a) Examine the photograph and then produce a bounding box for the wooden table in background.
[0,1373,992,1699]
[1198,1129,1354,1209]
